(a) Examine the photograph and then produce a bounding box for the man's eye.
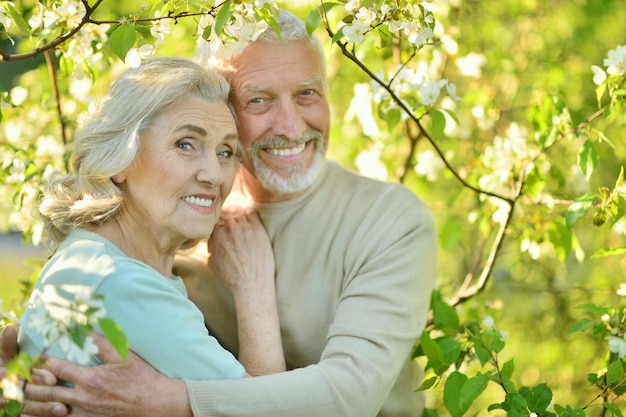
[250,97,264,104]
[301,89,315,96]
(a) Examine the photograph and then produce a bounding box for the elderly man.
[1,9,437,417]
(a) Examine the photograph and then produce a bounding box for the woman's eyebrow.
[175,124,208,136]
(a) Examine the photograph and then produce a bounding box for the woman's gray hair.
[40,57,232,246]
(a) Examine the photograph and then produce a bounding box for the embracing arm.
[207,208,284,376]
[21,333,191,417]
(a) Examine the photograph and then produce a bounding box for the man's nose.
[273,99,306,140]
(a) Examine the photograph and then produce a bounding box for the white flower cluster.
[606,335,626,359]
[28,0,86,35]
[0,2,13,30]
[196,1,276,67]
[27,285,105,365]
[342,1,435,47]
[591,44,626,85]
[371,65,460,109]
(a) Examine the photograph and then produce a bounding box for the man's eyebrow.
[298,76,324,88]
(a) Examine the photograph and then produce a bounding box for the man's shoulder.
[324,161,427,208]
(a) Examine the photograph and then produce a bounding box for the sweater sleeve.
[183,191,438,417]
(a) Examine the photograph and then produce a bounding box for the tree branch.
[318,13,513,204]
[0,2,221,62]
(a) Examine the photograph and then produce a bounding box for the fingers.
[0,325,18,362]
[92,333,124,364]
[31,368,58,386]
[23,384,72,417]
[21,397,69,417]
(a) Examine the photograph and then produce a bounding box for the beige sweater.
[177,160,438,417]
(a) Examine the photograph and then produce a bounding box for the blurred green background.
[1,0,626,412]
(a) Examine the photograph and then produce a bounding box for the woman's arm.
[208,208,285,376]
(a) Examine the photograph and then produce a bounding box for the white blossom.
[10,86,28,105]
[342,20,369,44]
[591,65,607,85]
[604,44,626,76]
[1,375,23,402]
[150,12,171,46]
[456,53,487,79]
[415,149,444,181]
[355,7,377,26]
[617,283,626,297]
[606,335,626,359]
[356,144,388,181]
[125,44,155,68]
[0,2,13,29]
[345,0,360,12]
[419,79,446,105]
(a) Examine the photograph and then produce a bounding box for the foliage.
[1,0,626,415]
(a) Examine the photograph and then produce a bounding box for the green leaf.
[430,109,446,140]
[474,339,491,367]
[565,194,595,228]
[481,329,505,354]
[70,325,89,348]
[548,219,572,262]
[566,318,593,335]
[577,140,599,181]
[459,373,490,412]
[99,318,129,361]
[431,294,460,335]
[416,375,441,391]
[443,371,467,417]
[606,360,624,386]
[501,358,515,379]
[5,399,22,417]
[435,336,462,366]
[522,383,552,413]
[524,163,546,198]
[420,331,444,363]
[214,1,234,37]
[109,23,137,61]
[6,3,31,33]
[590,246,626,259]
[382,107,402,132]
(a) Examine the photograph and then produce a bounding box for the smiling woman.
[15,57,285,384]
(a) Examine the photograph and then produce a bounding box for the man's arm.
[21,333,191,417]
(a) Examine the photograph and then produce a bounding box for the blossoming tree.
[1,0,626,415]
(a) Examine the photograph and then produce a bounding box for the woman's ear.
[112,172,126,184]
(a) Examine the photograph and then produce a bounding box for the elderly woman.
[18,57,284,381]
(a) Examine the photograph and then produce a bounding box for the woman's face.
[115,96,239,245]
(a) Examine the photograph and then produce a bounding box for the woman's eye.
[177,141,193,151]
[217,148,234,158]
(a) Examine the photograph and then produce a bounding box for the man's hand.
[22,334,192,417]
[1,325,19,410]
[1,325,18,370]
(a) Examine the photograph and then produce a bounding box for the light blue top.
[18,228,245,380]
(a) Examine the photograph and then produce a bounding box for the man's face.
[227,40,331,202]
